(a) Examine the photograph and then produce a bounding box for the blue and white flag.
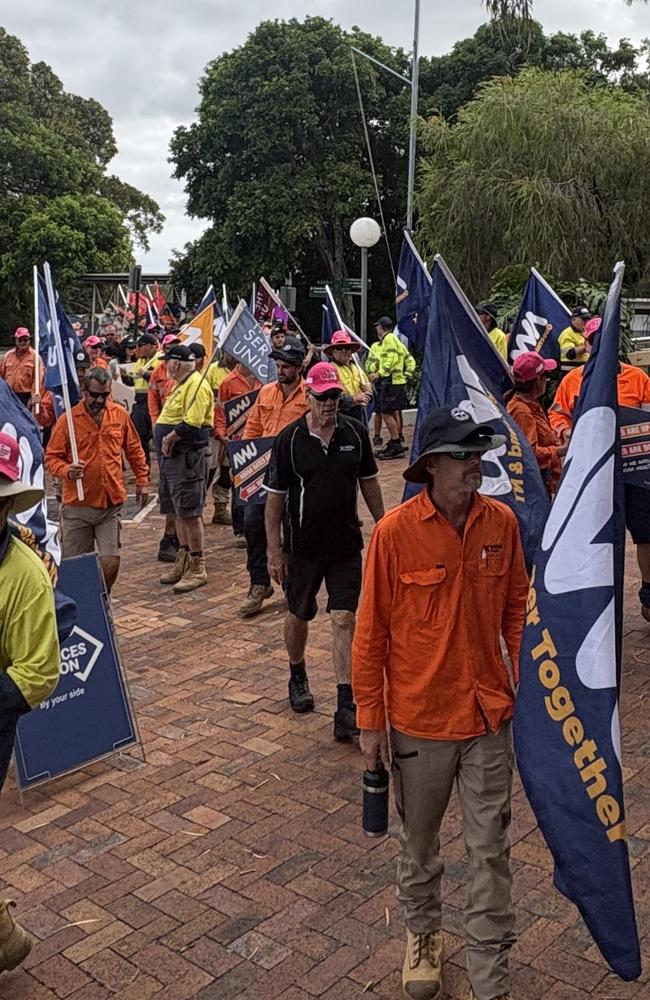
[321,298,339,346]
[514,262,640,981]
[220,300,276,384]
[395,230,432,353]
[36,267,82,418]
[508,268,570,364]
[322,285,367,352]
[406,256,549,566]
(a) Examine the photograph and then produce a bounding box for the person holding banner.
[46,367,149,592]
[214,362,263,546]
[550,318,650,621]
[506,351,567,496]
[475,303,508,361]
[239,335,309,618]
[155,343,214,593]
[265,362,384,736]
[0,327,39,405]
[558,305,591,362]
[0,433,60,972]
[352,408,528,1000]
[323,331,372,423]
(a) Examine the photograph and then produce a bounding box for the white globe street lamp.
[349,217,381,340]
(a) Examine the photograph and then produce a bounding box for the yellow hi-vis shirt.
[559,326,588,361]
[206,363,230,392]
[366,341,381,375]
[377,332,416,385]
[132,353,162,391]
[1,536,60,707]
[335,361,370,397]
[156,371,214,428]
[489,327,508,361]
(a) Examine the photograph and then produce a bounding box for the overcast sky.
[4,1,648,271]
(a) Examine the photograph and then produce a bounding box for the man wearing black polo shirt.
[265,362,385,742]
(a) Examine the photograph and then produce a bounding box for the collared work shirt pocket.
[398,566,447,625]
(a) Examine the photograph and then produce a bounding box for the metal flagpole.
[33,265,41,416]
[406,0,420,233]
[43,262,84,501]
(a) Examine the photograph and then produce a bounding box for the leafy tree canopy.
[0,28,163,333]
[416,68,650,300]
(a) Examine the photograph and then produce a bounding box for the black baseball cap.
[374,316,393,330]
[74,349,90,370]
[138,333,158,347]
[123,337,137,349]
[188,342,206,359]
[165,343,194,362]
[571,306,591,320]
[269,334,305,364]
[476,302,498,321]
[403,408,505,484]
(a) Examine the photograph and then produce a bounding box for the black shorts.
[159,448,209,518]
[380,381,407,414]
[625,484,650,544]
[286,552,363,622]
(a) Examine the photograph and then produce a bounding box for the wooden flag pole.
[43,262,84,501]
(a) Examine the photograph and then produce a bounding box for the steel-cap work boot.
[173,555,208,594]
[160,548,189,585]
[238,584,274,618]
[402,929,442,1000]
[0,900,33,972]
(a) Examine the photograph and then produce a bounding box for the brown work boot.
[402,929,442,999]
[238,584,274,618]
[0,900,33,972]
[160,548,189,585]
[211,503,232,525]
[173,555,208,593]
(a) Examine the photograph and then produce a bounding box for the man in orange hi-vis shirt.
[352,408,528,1000]
[46,366,149,592]
[550,317,650,621]
[0,328,39,405]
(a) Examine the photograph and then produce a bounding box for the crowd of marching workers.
[1,288,649,1000]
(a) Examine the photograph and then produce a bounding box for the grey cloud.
[3,0,650,270]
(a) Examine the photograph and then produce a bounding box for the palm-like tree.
[485,0,644,12]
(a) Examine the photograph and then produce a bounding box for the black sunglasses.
[446,449,482,461]
[310,389,341,401]
[86,389,111,400]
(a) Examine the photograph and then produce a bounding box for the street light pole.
[350,218,381,342]
[406,0,420,233]
[360,246,369,342]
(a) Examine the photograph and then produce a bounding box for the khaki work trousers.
[391,722,515,1000]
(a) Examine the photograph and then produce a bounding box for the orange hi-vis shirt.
[549,362,650,438]
[88,355,109,370]
[352,489,529,741]
[507,393,563,494]
[147,361,176,423]
[0,347,38,395]
[214,369,263,439]
[243,379,309,439]
[46,399,149,508]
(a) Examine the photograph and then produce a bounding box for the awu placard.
[619,407,650,489]
[14,554,139,789]
[224,390,260,440]
[226,437,274,505]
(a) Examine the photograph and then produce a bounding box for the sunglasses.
[332,345,354,352]
[86,389,111,400]
[310,389,341,401]
[447,450,482,461]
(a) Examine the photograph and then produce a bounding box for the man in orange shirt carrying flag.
[46,367,149,592]
[352,408,528,1000]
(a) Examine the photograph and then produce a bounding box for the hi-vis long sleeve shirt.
[352,489,528,740]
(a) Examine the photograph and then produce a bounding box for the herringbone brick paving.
[0,445,648,998]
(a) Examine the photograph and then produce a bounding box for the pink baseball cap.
[0,431,45,513]
[323,330,358,355]
[162,333,181,347]
[305,361,344,395]
[512,352,557,383]
[84,335,102,347]
[14,327,30,340]
[0,433,19,481]
[584,317,602,341]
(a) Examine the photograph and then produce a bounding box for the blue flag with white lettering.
[321,299,338,346]
[37,269,81,416]
[395,231,431,352]
[514,263,640,981]
[220,300,276,384]
[508,268,570,365]
[405,256,549,566]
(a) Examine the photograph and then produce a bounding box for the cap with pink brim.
[512,351,557,382]
[304,362,344,394]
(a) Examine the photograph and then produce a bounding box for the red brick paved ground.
[1,444,649,999]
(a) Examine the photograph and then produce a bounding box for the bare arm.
[360,476,385,523]
[264,490,286,585]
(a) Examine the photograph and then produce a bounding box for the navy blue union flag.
[395,230,432,352]
[514,262,641,981]
[508,268,570,365]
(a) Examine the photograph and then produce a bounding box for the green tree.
[416,68,650,299]
[0,28,163,335]
[170,16,411,329]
